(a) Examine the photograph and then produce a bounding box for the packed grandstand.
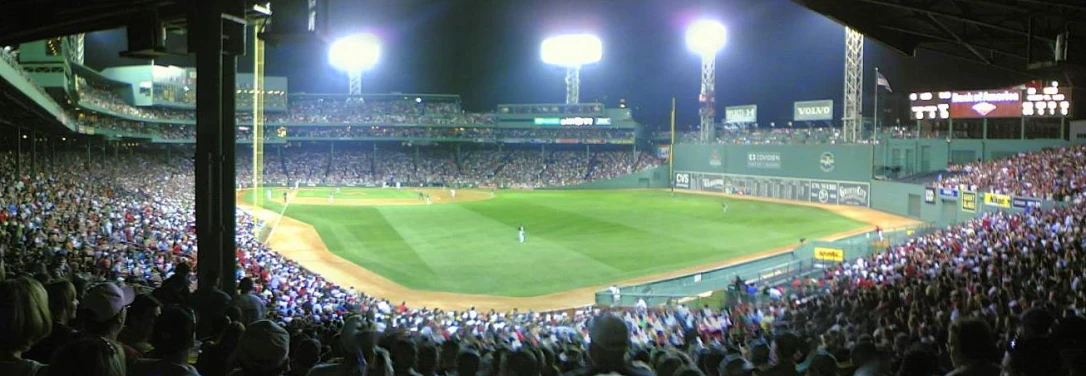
[4,32,1086,376]
[2,140,1086,376]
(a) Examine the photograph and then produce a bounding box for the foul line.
[263,191,293,243]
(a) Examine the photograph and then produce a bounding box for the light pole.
[328,33,381,96]
[541,34,602,105]
[685,20,727,143]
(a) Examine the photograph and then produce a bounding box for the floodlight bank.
[540,34,603,67]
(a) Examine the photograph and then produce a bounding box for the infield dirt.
[237,189,920,311]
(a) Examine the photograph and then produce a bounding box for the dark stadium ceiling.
[793,0,1086,80]
[0,1,1083,77]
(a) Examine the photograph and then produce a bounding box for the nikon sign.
[793,100,834,122]
[725,104,757,124]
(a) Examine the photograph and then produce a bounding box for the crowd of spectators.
[937,144,1086,201]
[231,148,660,189]
[282,126,633,141]
[3,142,1086,376]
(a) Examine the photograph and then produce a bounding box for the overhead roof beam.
[853,0,1054,41]
[1004,0,1086,13]
[924,14,992,64]
[880,25,1027,59]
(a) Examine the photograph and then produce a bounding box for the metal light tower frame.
[541,34,602,105]
[842,27,864,143]
[564,67,581,105]
[686,20,726,143]
[348,71,363,96]
[698,54,716,142]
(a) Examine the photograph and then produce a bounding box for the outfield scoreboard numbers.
[674,171,870,207]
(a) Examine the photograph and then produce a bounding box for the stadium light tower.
[541,34,602,105]
[328,33,381,95]
[685,20,727,142]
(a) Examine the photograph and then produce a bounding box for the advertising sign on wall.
[961,191,977,212]
[948,90,1022,118]
[924,188,936,204]
[725,104,758,123]
[747,152,781,169]
[983,193,1012,208]
[838,183,870,207]
[793,100,834,121]
[674,172,691,189]
[814,247,845,262]
[809,181,839,204]
[675,171,870,207]
[1012,197,1041,210]
[938,188,959,198]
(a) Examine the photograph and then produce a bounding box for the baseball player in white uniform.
[518,225,526,243]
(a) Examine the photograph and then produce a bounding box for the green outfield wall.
[675,144,875,181]
[875,138,1071,176]
[598,139,1071,307]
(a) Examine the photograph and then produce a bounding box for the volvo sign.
[793,100,834,121]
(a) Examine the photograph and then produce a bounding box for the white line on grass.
[264,190,293,242]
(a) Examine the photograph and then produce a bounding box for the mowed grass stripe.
[460,197,710,272]
[282,205,438,282]
[529,191,865,253]
[375,205,625,296]
[245,189,869,297]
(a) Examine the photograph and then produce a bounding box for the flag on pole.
[876,71,893,93]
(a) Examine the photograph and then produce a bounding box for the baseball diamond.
[236,187,913,310]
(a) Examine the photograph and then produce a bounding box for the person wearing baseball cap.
[229,320,291,376]
[78,282,142,366]
[565,314,652,376]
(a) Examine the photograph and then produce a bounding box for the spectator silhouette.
[230,320,290,376]
[564,314,652,376]
[0,277,52,376]
[25,280,79,364]
[46,336,126,376]
[130,306,199,376]
[118,294,162,355]
[946,319,1001,376]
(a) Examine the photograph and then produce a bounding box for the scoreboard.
[910,81,1072,120]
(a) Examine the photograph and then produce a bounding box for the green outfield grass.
[245,189,866,297]
[294,188,421,199]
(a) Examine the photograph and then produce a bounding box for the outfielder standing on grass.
[721,200,729,213]
[518,225,526,243]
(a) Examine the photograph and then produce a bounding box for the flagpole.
[669,97,676,194]
[873,67,879,144]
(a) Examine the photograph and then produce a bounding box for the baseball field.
[236,187,915,310]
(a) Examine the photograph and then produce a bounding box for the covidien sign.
[793,100,834,121]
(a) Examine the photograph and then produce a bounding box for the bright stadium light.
[686,19,727,142]
[541,34,602,104]
[685,20,727,57]
[328,33,381,95]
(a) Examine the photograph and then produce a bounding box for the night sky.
[82,0,1029,129]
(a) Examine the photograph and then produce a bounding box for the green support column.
[1020,117,1026,139]
[948,119,954,139]
[1061,117,1066,140]
[982,119,988,139]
